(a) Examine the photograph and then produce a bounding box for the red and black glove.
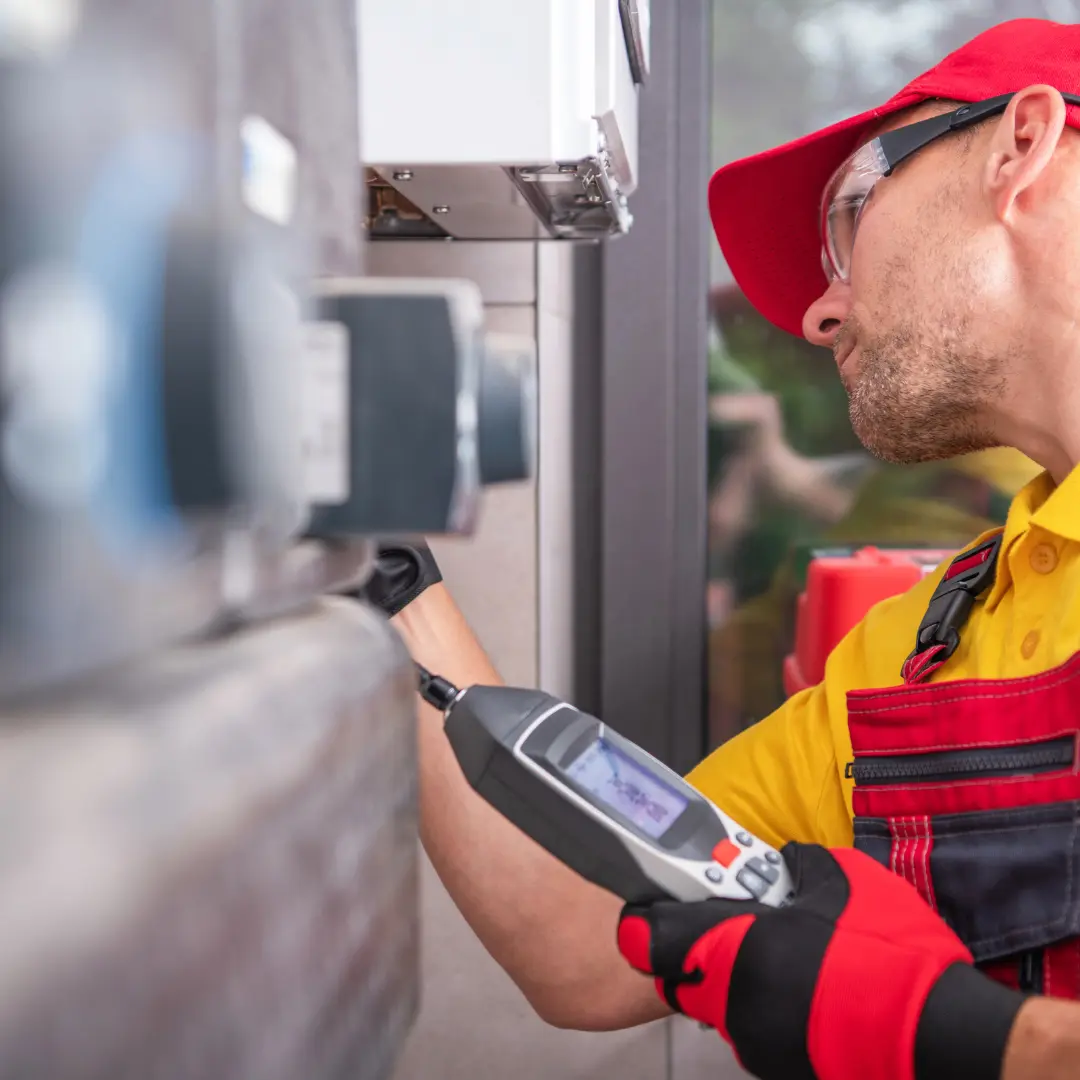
[617,844,1025,1080]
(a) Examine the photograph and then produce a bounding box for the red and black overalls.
[848,531,1080,998]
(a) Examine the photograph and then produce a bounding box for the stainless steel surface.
[598,111,638,196]
[0,598,418,1080]
[367,165,549,241]
[511,155,633,239]
[535,244,577,704]
[368,157,632,241]
[365,241,537,306]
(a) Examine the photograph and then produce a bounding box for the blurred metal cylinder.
[0,598,418,1080]
[305,278,538,538]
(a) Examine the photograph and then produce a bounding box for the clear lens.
[820,137,888,283]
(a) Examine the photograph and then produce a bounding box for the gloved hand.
[351,540,443,618]
[617,844,1025,1080]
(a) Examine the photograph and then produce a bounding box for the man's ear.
[983,85,1068,223]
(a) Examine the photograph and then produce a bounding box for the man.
[360,19,1080,1080]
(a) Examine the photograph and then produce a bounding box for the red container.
[783,547,954,696]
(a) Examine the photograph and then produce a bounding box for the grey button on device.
[765,851,782,866]
[747,857,780,885]
[705,866,724,884]
[736,866,770,900]
[736,831,753,847]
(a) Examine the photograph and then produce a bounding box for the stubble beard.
[845,320,1006,464]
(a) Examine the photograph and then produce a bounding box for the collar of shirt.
[983,465,1080,610]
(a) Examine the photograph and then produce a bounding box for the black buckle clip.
[906,533,1003,666]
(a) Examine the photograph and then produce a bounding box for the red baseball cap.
[710,18,1080,340]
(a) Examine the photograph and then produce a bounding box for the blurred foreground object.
[0,2,430,1078]
[0,600,418,1080]
[0,0,541,1074]
[0,20,257,695]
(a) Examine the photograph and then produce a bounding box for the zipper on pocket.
[846,736,1076,786]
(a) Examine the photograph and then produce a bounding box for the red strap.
[1044,940,1080,1000]
[901,644,948,685]
[900,531,1004,684]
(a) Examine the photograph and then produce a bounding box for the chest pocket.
[848,650,1080,967]
[854,795,1080,962]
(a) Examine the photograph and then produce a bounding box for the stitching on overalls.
[849,654,1080,709]
[858,729,1078,756]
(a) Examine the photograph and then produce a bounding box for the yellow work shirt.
[687,465,1080,851]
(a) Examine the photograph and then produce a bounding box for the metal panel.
[537,242,578,702]
[431,302,540,693]
[669,0,711,775]
[599,0,710,774]
[365,241,538,306]
[567,243,604,718]
[0,599,418,1080]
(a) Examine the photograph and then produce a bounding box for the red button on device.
[712,839,741,868]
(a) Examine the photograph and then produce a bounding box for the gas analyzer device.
[420,669,795,907]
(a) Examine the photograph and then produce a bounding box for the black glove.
[352,541,443,617]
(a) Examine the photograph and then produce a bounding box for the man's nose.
[802,281,852,347]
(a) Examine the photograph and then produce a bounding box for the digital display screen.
[565,738,688,839]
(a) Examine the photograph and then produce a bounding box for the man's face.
[803,105,1012,465]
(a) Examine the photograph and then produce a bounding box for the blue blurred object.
[76,132,206,554]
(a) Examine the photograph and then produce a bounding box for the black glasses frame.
[876,91,1080,176]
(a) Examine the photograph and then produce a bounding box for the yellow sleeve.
[685,684,853,851]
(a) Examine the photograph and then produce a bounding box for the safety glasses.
[820,91,1080,284]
